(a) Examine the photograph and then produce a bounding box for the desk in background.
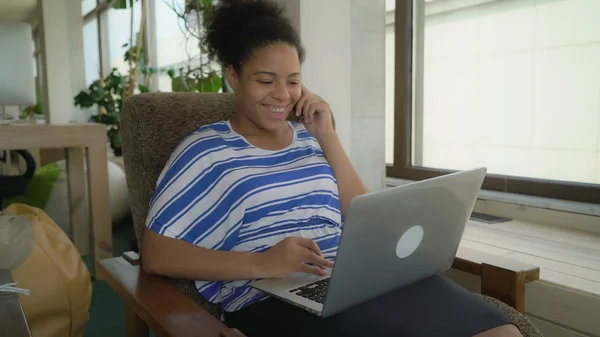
[0,124,112,278]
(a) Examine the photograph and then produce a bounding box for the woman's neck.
[230,115,293,151]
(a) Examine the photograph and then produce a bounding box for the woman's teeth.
[265,106,285,113]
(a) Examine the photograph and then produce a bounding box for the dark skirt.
[225,275,513,337]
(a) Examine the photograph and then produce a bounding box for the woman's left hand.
[294,85,335,140]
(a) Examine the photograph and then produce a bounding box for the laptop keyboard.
[288,278,330,304]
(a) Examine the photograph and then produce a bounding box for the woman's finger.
[296,237,322,256]
[302,98,318,123]
[302,99,311,123]
[304,252,334,269]
[295,93,310,117]
[306,103,318,124]
[298,263,326,276]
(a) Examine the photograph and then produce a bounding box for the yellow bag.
[3,203,92,337]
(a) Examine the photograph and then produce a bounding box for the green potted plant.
[74,0,151,156]
[74,69,128,156]
[163,0,224,93]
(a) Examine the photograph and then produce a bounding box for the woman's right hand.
[255,237,334,279]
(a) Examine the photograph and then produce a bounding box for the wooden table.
[0,269,32,337]
[0,124,112,278]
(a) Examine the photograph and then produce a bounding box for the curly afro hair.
[204,0,305,72]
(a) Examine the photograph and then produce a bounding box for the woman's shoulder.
[168,120,234,159]
[290,121,309,136]
[190,120,231,137]
[178,120,232,144]
[290,122,319,143]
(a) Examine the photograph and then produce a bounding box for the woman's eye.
[289,82,299,86]
[258,80,272,85]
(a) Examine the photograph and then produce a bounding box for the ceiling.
[0,0,37,22]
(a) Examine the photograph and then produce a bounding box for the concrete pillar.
[278,0,386,191]
[349,0,386,191]
[37,0,86,123]
[65,0,87,122]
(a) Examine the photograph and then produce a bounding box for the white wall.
[280,0,386,191]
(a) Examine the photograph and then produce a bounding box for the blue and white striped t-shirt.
[146,120,343,312]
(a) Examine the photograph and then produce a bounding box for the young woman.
[141,0,523,336]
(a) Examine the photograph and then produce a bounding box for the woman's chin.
[260,119,289,132]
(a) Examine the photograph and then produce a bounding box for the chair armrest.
[452,247,540,313]
[97,252,242,337]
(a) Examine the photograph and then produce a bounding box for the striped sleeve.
[145,128,244,251]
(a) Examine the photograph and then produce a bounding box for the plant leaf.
[195,72,222,92]
[171,77,188,92]
[212,75,222,92]
[167,68,176,78]
[74,91,95,108]
[111,0,128,9]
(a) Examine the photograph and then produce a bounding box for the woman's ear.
[226,65,239,91]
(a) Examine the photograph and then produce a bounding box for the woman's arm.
[141,228,260,280]
[294,85,370,216]
[317,134,369,216]
[141,228,332,280]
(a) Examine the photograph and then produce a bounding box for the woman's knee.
[474,324,523,337]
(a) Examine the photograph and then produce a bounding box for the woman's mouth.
[262,104,288,120]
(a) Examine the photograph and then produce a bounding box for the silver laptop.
[251,167,487,318]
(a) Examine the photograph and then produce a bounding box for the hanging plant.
[162,0,223,93]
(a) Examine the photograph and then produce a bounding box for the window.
[82,0,108,85]
[154,0,197,91]
[83,17,101,86]
[82,0,97,16]
[153,0,222,92]
[386,0,600,204]
[107,2,143,73]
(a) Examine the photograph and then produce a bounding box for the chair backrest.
[121,92,236,248]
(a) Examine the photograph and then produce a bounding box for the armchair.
[99,92,542,337]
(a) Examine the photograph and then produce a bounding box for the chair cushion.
[479,294,543,337]
[169,278,222,318]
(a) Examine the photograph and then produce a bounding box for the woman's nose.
[272,82,291,101]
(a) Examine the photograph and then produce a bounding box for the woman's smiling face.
[227,42,302,133]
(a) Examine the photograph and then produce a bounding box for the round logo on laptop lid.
[395,225,424,259]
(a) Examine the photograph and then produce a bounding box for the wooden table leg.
[66,148,90,255]
[86,145,113,279]
[126,304,150,337]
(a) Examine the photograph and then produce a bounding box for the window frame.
[83,0,109,78]
[386,0,600,204]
